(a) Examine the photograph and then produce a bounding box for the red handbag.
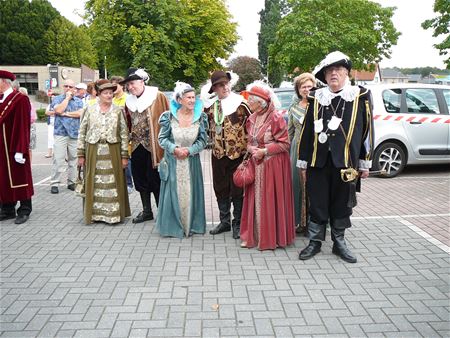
[233,155,255,188]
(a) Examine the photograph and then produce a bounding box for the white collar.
[218,92,244,116]
[202,92,243,116]
[0,87,13,103]
[126,86,158,113]
[315,84,360,106]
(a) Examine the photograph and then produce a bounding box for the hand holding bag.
[233,153,255,188]
[74,166,85,198]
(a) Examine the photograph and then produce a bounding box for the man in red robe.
[0,70,34,224]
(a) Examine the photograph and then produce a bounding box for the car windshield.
[275,90,296,110]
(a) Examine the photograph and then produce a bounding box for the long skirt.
[84,142,131,224]
[240,153,296,250]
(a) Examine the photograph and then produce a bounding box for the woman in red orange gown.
[240,82,295,250]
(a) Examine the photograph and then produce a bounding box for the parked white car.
[367,83,450,177]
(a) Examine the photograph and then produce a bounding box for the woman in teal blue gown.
[157,82,208,238]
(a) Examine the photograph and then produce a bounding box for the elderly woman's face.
[324,66,348,91]
[298,80,314,99]
[98,89,114,104]
[247,95,265,113]
[179,91,196,111]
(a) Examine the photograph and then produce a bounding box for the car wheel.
[373,142,406,178]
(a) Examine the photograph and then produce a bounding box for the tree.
[258,0,289,86]
[44,17,98,68]
[270,0,400,78]
[422,0,450,69]
[227,56,263,91]
[85,0,238,89]
[0,0,60,64]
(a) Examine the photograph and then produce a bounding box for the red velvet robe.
[0,90,34,203]
[240,106,296,250]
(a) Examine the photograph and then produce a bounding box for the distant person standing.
[45,103,55,158]
[0,70,34,224]
[49,79,84,194]
[75,83,88,107]
[121,68,169,223]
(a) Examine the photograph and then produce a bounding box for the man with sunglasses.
[49,79,84,194]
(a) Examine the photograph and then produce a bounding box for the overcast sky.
[49,0,446,69]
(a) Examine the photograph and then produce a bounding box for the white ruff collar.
[126,86,158,113]
[315,84,360,106]
[219,92,243,116]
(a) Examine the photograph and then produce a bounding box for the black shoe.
[132,211,154,223]
[0,213,16,221]
[14,214,29,224]
[332,244,357,263]
[299,241,322,260]
[232,226,240,239]
[51,186,59,194]
[209,222,231,235]
[67,183,75,191]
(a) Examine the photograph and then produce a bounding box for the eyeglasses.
[63,85,74,89]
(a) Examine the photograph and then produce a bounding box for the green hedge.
[36,108,47,121]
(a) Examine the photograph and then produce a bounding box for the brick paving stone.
[1,150,449,337]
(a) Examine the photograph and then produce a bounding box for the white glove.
[14,153,26,164]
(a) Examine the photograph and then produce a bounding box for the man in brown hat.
[122,68,169,223]
[202,71,251,239]
[0,70,34,224]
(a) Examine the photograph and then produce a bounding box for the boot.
[331,227,357,263]
[0,204,16,221]
[132,191,154,223]
[209,198,231,235]
[298,221,325,260]
[298,240,322,260]
[231,196,243,239]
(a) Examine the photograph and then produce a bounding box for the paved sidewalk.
[1,123,449,337]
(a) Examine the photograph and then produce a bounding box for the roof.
[407,74,422,82]
[350,69,377,81]
[381,69,408,79]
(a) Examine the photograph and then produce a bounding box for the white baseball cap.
[75,83,87,90]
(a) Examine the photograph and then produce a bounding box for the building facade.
[0,64,99,95]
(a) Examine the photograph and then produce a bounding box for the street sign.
[45,79,50,90]
[51,78,58,88]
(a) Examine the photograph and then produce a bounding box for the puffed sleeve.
[265,111,290,155]
[359,89,374,170]
[119,109,129,158]
[158,111,177,154]
[77,107,89,157]
[297,96,314,169]
[287,108,295,143]
[188,113,208,156]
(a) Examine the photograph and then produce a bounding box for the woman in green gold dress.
[287,73,316,233]
[77,80,131,224]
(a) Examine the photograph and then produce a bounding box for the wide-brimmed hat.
[120,68,149,85]
[96,79,117,93]
[313,51,352,84]
[0,70,16,81]
[208,70,231,93]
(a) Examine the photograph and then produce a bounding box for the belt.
[98,139,108,144]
